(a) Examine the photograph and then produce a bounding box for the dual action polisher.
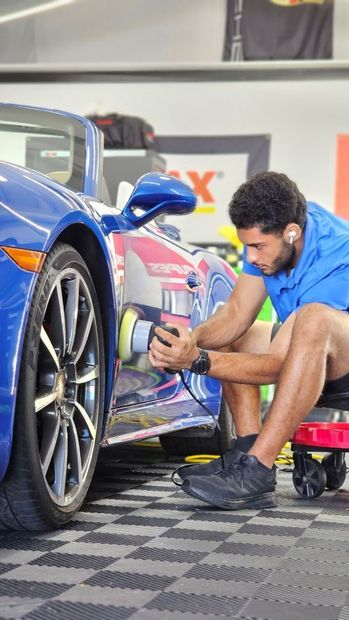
[118,307,179,362]
[118,309,220,449]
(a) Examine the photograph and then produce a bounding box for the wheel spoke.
[40,411,61,475]
[70,399,96,440]
[35,389,58,413]
[53,420,68,500]
[75,365,99,385]
[303,482,311,496]
[40,326,60,371]
[68,418,83,484]
[74,309,95,364]
[65,276,80,356]
[49,280,67,356]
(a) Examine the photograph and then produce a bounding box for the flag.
[223,0,334,61]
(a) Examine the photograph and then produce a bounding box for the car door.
[112,220,200,408]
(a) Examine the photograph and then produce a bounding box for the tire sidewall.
[16,244,105,525]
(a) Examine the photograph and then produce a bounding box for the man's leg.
[181,304,349,509]
[177,321,274,481]
[250,304,349,468]
[222,320,274,437]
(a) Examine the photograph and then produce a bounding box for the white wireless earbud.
[288,231,296,244]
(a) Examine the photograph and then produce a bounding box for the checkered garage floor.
[0,443,349,620]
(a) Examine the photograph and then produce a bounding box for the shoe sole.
[183,482,277,510]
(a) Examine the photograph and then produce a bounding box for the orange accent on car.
[1,247,46,272]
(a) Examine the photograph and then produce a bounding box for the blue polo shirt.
[242,202,349,323]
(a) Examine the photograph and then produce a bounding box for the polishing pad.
[118,307,140,361]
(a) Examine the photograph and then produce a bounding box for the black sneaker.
[181,451,277,510]
[177,433,259,482]
[176,441,238,482]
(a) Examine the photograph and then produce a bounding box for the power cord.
[170,371,224,486]
[179,371,221,434]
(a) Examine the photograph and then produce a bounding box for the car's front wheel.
[0,243,105,530]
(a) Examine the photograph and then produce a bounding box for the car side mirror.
[121,172,197,227]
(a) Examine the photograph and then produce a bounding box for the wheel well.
[54,224,116,410]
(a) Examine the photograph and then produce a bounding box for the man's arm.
[202,311,297,384]
[148,272,267,373]
[149,309,297,385]
[193,273,268,349]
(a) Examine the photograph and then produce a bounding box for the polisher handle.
[149,325,179,374]
[148,325,179,348]
[158,326,180,346]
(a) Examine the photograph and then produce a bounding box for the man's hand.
[148,324,200,371]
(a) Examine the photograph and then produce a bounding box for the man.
[149,171,349,510]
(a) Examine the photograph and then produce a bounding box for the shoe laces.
[220,447,244,470]
[222,452,253,484]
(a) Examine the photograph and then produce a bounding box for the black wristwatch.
[189,348,211,375]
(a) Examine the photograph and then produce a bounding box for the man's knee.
[295,303,334,340]
[227,321,274,355]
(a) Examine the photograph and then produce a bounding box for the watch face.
[191,349,210,375]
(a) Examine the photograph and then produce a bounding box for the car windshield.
[0,106,86,192]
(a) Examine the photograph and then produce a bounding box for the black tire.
[159,398,234,457]
[292,455,327,498]
[0,243,105,530]
[322,453,347,490]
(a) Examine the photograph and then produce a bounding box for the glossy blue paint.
[0,249,38,479]
[0,162,120,260]
[122,172,197,228]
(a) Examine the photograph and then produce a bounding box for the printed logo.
[147,263,193,275]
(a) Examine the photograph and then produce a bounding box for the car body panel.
[106,223,234,442]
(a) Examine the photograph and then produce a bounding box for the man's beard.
[262,241,296,276]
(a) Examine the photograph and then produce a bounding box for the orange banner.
[335,135,349,220]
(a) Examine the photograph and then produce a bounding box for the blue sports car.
[0,104,236,530]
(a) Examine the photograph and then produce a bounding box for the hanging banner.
[154,135,270,244]
[223,0,334,61]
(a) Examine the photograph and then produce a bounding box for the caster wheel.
[322,453,347,490]
[293,455,327,498]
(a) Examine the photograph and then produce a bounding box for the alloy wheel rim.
[35,267,100,507]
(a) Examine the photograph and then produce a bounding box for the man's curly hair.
[228,171,307,234]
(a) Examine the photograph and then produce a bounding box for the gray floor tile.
[0,444,348,620]
[240,599,340,620]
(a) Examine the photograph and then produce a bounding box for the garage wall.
[1,0,349,63]
[1,72,348,243]
[0,0,226,63]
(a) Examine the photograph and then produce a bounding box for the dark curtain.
[223,0,334,61]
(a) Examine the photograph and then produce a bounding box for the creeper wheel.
[292,453,327,498]
[322,452,347,490]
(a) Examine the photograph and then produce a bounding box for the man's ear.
[284,224,301,244]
